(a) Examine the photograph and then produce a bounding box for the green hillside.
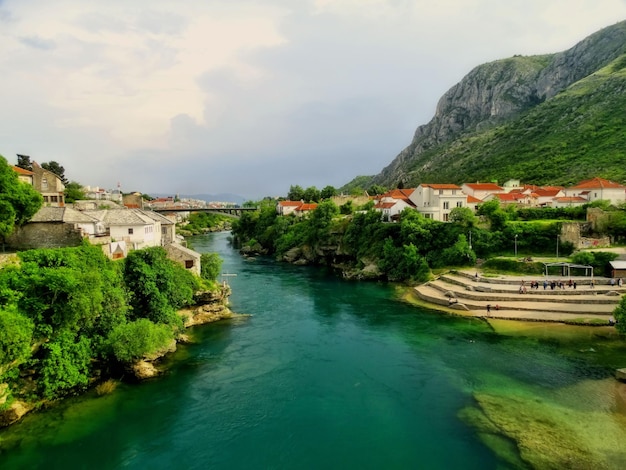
[403,54,626,186]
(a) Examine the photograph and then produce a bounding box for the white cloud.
[1,0,625,198]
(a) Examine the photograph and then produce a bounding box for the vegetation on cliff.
[0,244,223,413]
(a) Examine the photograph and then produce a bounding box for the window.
[41,178,48,190]
[128,228,134,235]
[51,196,58,202]
[185,260,194,269]
[443,201,449,210]
[456,201,463,207]
[443,213,449,222]
[424,213,432,219]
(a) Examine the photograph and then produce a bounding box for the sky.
[1,1,625,200]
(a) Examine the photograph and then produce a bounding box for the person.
[495,304,500,311]
[610,278,616,287]
[590,279,595,289]
[568,279,573,288]
[619,278,623,288]
[486,304,491,313]
[475,272,479,281]
[573,281,577,290]
[543,280,548,290]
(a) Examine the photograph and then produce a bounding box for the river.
[1,232,626,469]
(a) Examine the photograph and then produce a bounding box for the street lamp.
[514,234,518,257]
[556,234,559,260]
[469,230,472,250]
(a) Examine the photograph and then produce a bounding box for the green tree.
[0,155,43,242]
[107,319,174,363]
[64,181,85,203]
[287,185,305,201]
[200,252,223,282]
[0,306,34,366]
[303,186,321,203]
[123,247,198,328]
[16,154,32,171]
[41,161,68,184]
[39,329,92,399]
[320,185,337,199]
[369,185,387,196]
[613,295,626,334]
[449,207,478,227]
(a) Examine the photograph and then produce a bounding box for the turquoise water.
[1,232,625,469]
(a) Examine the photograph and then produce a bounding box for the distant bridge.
[152,207,258,218]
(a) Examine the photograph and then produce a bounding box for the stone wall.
[6,223,83,250]
[560,221,610,249]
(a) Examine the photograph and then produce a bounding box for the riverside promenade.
[414,270,623,324]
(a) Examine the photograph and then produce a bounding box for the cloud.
[1,0,626,199]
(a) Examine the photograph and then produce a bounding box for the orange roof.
[570,177,625,190]
[12,165,34,175]
[381,188,415,200]
[279,201,303,207]
[463,182,503,191]
[421,183,462,190]
[467,195,482,203]
[494,193,526,201]
[297,203,318,211]
[539,185,564,191]
[533,189,561,197]
[375,202,396,209]
[553,196,587,203]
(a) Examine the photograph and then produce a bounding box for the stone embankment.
[414,270,622,324]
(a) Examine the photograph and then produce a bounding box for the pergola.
[542,262,594,277]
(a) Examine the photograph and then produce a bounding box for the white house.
[409,184,465,221]
[562,177,626,206]
[461,182,504,201]
[86,208,162,250]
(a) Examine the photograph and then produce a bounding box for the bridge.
[152,207,258,218]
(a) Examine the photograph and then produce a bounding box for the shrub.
[107,319,174,363]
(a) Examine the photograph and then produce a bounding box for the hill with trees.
[342,20,626,192]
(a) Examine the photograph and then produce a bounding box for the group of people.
[610,277,624,287]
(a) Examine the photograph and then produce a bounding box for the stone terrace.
[414,270,623,324]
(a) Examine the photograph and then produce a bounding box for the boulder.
[616,368,626,382]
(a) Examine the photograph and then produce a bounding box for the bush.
[482,258,544,275]
[107,319,174,363]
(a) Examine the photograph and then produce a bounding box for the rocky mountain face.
[369,20,626,189]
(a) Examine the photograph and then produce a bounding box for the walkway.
[413,270,624,324]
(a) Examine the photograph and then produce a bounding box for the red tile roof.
[533,189,561,197]
[467,195,482,203]
[570,177,625,190]
[553,196,587,203]
[494,193,526,201]
[297,203,318,211]
[381,188,415,200]
[463,183,503,191]
[375,202,396,209]
[421,183,462,190]
[12,165,34,175]
[279,201,304,207]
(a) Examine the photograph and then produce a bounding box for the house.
[482,192,532,206]
[293,203,318,217]
[409,184,465,221]
[551,196,588,208]
[461,182,504,201]
[466,195,482,212]
[85,208,163,250]
[5,206,109,250]
[374,200,412,221]
[277,200,303,215]
[562,177,626,206]
[142,210,176,245]
[31,162,66,207]
[529,188,564,207]
[164,242,201,276]
[12,166,34,185]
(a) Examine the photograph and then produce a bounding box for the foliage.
[64,181,86,203]
[379,239,430,282]
[320,185,337,199]
[184,212,230,234]
[123,247,198,328]
[515,206,587,221]
[0,155,43,240]
[16,154,32,171]
[449,207,478,227]
[481,258,545,275]
[0,306,33,366]
[437,234,476,268]
[339,200,354,215]
[39,330,92,399]
[107,319,174,363]
[200,252,222,282]
[287,185,305,201]
[303,186,321,203]
[570,250,619,276]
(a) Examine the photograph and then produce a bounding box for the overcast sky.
[1,1,625,200]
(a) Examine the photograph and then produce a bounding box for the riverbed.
[1,232,625,469]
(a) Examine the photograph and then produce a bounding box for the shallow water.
[1,232,626,469]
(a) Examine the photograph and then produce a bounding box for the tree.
[320,185,337,200]
[449,207,478,227]
[41,161,68,184]
[288,185,305,201]
[200,252,222,282]
[0,155,43,242]
[107,319,174,363]
[16,154,32,171]
[64,181,86,203]
[303,186,321,203]
[369,185,387,196]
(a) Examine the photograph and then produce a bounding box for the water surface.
[1,232,626,469]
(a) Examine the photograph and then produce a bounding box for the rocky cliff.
[366,20,626,189]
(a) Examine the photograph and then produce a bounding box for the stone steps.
[413,270,621,323]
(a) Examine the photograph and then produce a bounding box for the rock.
[450,303,470,311]
[616,368,626,382]
[0,400,33,427]
[605,291,620,296]
[131,361,160,380]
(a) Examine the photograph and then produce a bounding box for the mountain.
[343,20,626,191]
